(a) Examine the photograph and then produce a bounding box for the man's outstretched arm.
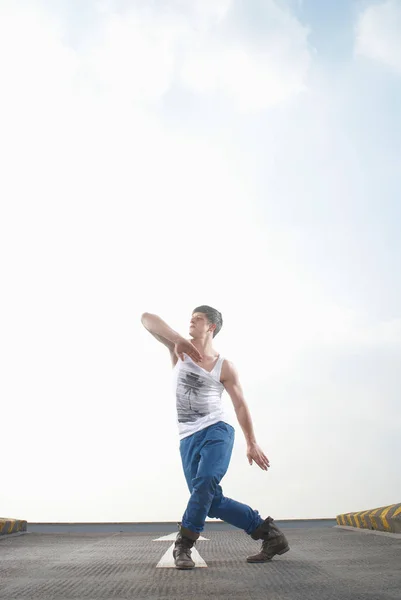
[222,361,270,471]
[141,313,203,363]
[141,313,182,349]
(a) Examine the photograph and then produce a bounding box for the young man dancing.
[141,305,289,569]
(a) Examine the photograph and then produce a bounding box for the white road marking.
[156,542,207,568]
[153,532,209,541]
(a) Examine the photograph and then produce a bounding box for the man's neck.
[190,337,216,358]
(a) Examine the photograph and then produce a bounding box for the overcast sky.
[1,0,400,523]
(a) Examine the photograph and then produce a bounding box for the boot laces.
[176,535,194,554]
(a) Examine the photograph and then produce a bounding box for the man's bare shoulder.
[220,358,236,383]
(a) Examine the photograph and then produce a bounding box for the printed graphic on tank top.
[172,353,234,440]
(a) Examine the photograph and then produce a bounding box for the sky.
[1,0,400,523]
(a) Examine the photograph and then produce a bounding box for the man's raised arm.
[141,313,182,348]
[141,313,203,363]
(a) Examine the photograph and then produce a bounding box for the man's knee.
[207,490,223,519]
[207,503,219,519]
[192,474,219,497]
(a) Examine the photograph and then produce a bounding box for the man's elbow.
[142,312,156,321]
[141,312,153,328]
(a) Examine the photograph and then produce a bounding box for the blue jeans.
[180,421,264,535]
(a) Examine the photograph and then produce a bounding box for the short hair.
[192,305,223,338]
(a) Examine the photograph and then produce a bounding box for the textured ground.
[0,526,400,599]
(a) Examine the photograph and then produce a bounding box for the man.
[141,305,289,569]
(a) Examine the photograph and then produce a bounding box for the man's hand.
[247,442,270,471]
[174,339,203,363]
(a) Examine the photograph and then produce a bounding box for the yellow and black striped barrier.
[337,503,401,534]
[0,518,27,536]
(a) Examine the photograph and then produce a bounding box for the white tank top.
[172,353,234,440]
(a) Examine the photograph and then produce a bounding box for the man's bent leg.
[208,486,290,562]
[207,485,263,534]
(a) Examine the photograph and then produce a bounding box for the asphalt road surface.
[1,524,400,599]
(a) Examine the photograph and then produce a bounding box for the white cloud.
[181,0,232,23]
[84,9,178,106]
[355,0,401,73]
[0,4,77,110]
[83,0,310,111]
[0,0,311,116]
[179,0,311,110]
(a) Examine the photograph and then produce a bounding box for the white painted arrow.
[152,533,209,541]
[153,532,209,568]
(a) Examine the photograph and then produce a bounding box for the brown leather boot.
[173,525,199,569]
[247,517,290,563]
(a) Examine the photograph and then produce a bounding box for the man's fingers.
[189,343,202,362]
[258,456,269,470]
[247,449,270,470]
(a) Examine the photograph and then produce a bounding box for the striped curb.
[337,503,401,533]
[0,518,27,536]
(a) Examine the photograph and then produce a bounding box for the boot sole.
[246,545,290,563]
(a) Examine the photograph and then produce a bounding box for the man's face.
[189,312,214,338]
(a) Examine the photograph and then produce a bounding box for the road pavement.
[0,524,399,599]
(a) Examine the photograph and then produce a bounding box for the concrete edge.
[0,518,27,536]
[0,531,29,541]
[335,525,401,539]
[336,503,401,534]
[27,518,336,525]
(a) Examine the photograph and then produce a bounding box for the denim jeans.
[180,421,264,535]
